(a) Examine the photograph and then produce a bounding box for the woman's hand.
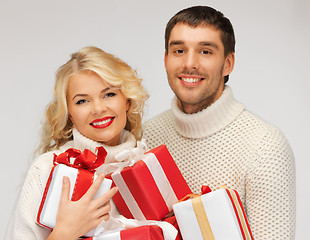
[48,174,118,240]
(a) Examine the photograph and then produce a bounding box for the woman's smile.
[90,116,115,128]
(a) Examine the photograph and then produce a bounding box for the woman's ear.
[222,52,235,77]
[68,113,73,124]
[126,99,130,112]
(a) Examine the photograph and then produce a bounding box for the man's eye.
[76,99,87,105]
[201,50,211,54]
[175,50,184,54]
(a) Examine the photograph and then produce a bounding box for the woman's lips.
[90,117,115,129]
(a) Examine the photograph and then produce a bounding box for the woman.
[5,46,149,240]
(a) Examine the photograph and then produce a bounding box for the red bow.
[201,185,212,195]
[53,147,107,173]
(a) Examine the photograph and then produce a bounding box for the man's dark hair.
[165,6,235,83]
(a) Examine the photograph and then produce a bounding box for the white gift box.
[36,163,112,237]
[173,188,254,240]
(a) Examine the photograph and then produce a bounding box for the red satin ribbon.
[53,147,107,173]
[201,185,212,195]
[53,147,107,201]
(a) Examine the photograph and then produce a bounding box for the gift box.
[108,145,192,221]
[36,147,112,237]
[84,225,164,240]
[162,215,182,240]
[173,187,254,240]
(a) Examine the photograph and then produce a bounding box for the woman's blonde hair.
[38,46,149,154]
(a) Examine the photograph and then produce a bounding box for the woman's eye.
[105,92,116,98]
[76,99,87,105]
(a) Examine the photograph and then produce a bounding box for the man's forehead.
[169,23,223,48]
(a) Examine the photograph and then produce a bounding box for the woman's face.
[67,71,129,146]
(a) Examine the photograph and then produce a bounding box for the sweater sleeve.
[246,127,296,239]
[5,155,53,240]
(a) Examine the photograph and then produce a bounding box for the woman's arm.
[48,174,118,240]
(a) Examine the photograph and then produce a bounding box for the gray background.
[1,0,309,238]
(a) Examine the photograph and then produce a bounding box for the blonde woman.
[6,46,149,240]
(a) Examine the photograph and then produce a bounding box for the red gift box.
[108,145,192,221]
[36,147,112,237]
[85,225,164,240]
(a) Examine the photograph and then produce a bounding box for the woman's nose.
[91,100,107,115]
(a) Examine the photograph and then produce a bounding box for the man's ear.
[223,52,235,77]
[164,51,168,72]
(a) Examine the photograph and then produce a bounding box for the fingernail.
[63,176,67,183]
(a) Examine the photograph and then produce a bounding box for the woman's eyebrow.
[72,87,119,100]
[72,93,88,100]
[104,86,120,92]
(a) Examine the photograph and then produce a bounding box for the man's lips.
[179,75,204,86]
[90,117,115,129]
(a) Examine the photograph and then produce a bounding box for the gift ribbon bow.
[177,185,212,202]
[97,139,148,175]
[114,139,148,163]
[53,147,107,173]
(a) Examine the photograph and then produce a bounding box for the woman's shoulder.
[32,141,75,171]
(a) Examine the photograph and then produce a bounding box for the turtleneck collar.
[72,128,136,163]
[171,86,245,139]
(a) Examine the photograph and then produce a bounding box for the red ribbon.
[176,185,213,203]
[53,147,107,173]
[201,185,212,195]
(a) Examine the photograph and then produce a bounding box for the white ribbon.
[112,169,146,220]
[142,154,178,212]
[97,139,148,175]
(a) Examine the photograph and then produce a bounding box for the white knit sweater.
[143,86,296,239]
[5,129,136,240]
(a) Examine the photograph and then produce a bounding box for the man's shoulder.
[240,110,290,146]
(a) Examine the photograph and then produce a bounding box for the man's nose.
[183,51,199,70]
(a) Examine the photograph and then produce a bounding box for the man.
[143,6,295,239]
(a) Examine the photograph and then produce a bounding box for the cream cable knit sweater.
[5,129,136,240]
[143,86,296,239]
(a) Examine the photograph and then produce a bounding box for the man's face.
[165,23,234,114]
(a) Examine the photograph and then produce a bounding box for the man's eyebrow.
[169,40,184,47]
[169,40,219,49]
[199,41,219,49]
